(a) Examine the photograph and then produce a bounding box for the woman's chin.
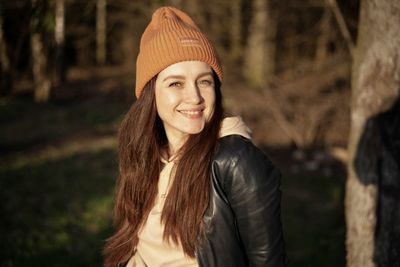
[182,121,206,135]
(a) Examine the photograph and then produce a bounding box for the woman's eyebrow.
[162,72,213,82]
[163,75,185,82]
[197,72,213,79]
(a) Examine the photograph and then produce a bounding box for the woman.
[104,6,286,267]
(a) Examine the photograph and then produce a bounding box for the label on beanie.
[180,37,201,47]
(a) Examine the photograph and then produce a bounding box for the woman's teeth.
[180,110,202,115]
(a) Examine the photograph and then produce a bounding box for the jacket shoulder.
[213,135,277,190]
[210,136,286,266]
[215,135,274,168]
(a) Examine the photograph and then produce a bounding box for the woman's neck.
[165,141,183,161]
[164,130,189,159]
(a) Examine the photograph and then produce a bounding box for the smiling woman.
[155,61,216,155]
[103,6,286,267]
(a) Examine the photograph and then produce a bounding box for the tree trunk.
[244,0,277,86]
[31,33,51,102]
[54,0,65,86]
[314,2,332,69]
[96,0,106,65]
[31,0,51,103]
[346,0,400,267]
[230,0,242,63]
[0,1,12,96]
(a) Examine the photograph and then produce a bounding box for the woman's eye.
[198,80,213,86]
[169,81,183,88]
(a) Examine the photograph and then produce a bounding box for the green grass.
[0,148,117,267]
[0,95,125,266]
[282,173,346,267]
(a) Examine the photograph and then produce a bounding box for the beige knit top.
[127,117,251,267]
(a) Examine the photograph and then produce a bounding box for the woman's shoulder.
[212,135,281,200]
[214,135,275,172]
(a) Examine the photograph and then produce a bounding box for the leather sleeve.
[221,137,286,267]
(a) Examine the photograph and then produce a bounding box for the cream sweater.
[127,117,251,267]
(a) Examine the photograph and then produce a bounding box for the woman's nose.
[184,83,203,104]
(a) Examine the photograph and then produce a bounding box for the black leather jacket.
[196,135,286,267]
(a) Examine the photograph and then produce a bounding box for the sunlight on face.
[155,61,216,150]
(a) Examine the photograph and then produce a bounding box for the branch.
[327,0,355,58]
[263,88,306,147]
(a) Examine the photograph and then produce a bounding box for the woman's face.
[155,61,216,147]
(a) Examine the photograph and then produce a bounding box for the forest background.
[1,0,399,267]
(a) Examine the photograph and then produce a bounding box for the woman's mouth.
[179,109,203,118]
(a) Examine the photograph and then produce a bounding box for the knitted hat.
[135,6,223,97]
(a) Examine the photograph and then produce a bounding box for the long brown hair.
[103,74,223,266]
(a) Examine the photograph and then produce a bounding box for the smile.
[179,109,204,118]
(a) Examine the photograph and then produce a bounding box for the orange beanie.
[135,6,223,97]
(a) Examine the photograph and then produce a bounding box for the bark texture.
[96,0,107,65]
[54,0,65,85]
[346,0,400,267]
[31,0,51,102]
[244,0,276,86]
[31,33,51,102]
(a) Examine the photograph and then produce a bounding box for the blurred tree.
[244,0,277,86]
[0,0,12,96]
[67,1,97,66]
[168,0,182,8]
[256,0,352,148]
[328,0,355,58]
[30,0,51,102]
[229,0,242,63]
[183,0,205,27]
[346,0,400,266]
[54,0,65,85]
[96,0,106,65]
[263,54,350,148]
[314,1,333,69]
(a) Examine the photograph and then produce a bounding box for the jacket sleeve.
[222,138,286,267]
